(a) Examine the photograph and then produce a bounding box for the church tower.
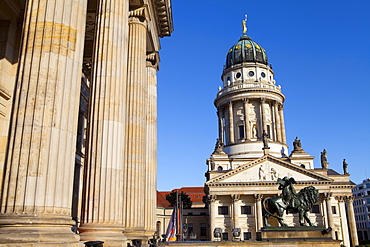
[215,18,288,158]
[205,19,357,246]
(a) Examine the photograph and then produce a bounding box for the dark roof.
[225,35,268,69]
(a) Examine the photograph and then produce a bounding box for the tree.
[166,191,192,209]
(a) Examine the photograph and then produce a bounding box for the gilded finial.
[242,15,248,36]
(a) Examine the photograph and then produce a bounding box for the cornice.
[153,0,173,37]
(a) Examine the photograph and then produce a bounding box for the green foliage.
[166,191,192,209]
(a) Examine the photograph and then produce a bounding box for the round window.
[236,72,241,78]
[248,71,254,77]
[261,72,266,78]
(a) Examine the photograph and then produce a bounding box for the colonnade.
[217,98,286,145]
[0,0,170,245]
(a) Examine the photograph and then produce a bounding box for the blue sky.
[156,0,370,191]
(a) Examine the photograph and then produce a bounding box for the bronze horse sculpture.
[262,177,319,227]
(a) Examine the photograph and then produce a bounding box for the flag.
[165,203,178,241]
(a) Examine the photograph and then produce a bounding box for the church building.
[204,21,358,246]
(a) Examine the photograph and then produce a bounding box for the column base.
[79,224,127,247]
[0,216,80,246]
[124,227,148,242]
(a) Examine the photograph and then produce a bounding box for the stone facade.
[0,0,173,246]
[352,178,370,241]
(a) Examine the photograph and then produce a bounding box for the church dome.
[225,35,268,69]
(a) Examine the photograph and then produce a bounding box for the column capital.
[242,98,249,103]
[253,194,263,201]
[129,5,148,24]
[231,194,240,202]
[278,104,284,110]
[335,195,346,202]
[345,196,354,203]
[260,97,266,103]
[323,192,333,200]
[146,52,159,70]
[208,194,217,203]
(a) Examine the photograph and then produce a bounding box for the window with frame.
[200,223,207,236]
[310,205,320,213]
[331,206,337,214]
[241,205,252,215]
[222,232,228,240]
[187,223,193,233]
[218,206,229,215]
[238,125,245,139]
[243,232,252,240]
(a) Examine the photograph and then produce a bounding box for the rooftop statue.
[343,159,349,175]
[293,136,303,151]
[263,177,319,227]
[320,149,328,169]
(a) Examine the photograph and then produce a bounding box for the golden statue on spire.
[242,15,248,36]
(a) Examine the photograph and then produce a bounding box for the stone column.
[79,0,128,245]
[273,101,282,142]
[324,193,335,239]
[232,194,240,229]
[217,109,223,143]
[346,196,359,246]
[228,102,234,144]
[208,195,218,241]
[260,98,267,134]
[144,52,159,237]
[254,194,263,231]
[278,104,286,144]
[123,6,148,240]
[0,0,87,244]
[243,99,250,140]
[337,196,350,247]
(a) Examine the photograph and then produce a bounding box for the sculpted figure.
[293,137,302,151]
[320,149,328,169]
[343,159,349,175]
[263,177,318,227]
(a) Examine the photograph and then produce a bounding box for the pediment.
[208,155,331,184]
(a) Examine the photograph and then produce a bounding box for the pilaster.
[0,0,87,244]
[79,0,128,245]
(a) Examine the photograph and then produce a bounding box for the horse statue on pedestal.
[262,177,319,227]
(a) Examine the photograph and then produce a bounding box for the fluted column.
[346,196,359,246]
[278,104,286,143]
[144,52,159,236]
[337,196,350,247]
[254,194,263,231]
[0,0,87,244]
[260,98,267,133]
[324,193,335,239]
[273,101,282,142]
[243,99,250,140]
[208,195,218,241]
[217,109,223,143]
[79,0,128,245]
[228,102,234,144]
[232,194,240,229]
[123,6,148,239]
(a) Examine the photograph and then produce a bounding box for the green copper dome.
[225,35,268,69]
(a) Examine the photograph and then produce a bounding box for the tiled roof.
[157,187,206,208]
